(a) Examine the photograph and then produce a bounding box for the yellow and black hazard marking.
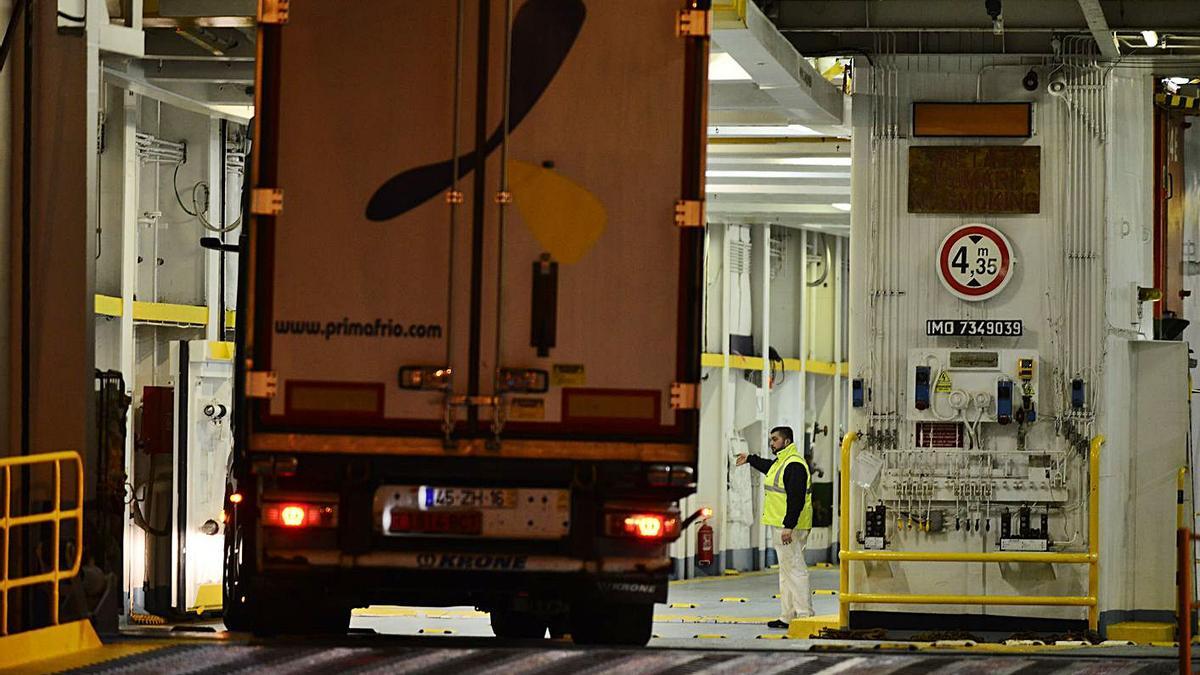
[1156,92,1200,111]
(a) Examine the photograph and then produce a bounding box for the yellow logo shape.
[508,159,606,264]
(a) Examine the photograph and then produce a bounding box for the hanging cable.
[172,163,198,216]
[807,233,832,287]
[173,161,243,232]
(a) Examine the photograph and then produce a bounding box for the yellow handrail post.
[0,451,84,636]
[1088,435,1103,632]
[2,463,8,637]
[838,431,858,628]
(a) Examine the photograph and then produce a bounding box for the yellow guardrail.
[838,434,1103,630]
[1,451,84,636]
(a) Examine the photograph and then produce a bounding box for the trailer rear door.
[244,0,706,461]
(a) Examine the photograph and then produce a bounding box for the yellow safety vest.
[762,444,812,529]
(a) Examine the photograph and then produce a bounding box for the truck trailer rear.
[223,0,709,645]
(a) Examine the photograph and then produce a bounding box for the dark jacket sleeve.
[781,462,810,530]
[746,454,773,475]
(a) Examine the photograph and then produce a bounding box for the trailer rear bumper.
[266,549,668,573]
[258,550,671,606]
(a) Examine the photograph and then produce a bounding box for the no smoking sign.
[937,223,1014,302]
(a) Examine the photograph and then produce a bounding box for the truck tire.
[490,609,547,639]
[221,524,252,632]
[570,602,653,646]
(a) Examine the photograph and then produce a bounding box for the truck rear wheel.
[221,523,252,632]
[570,602,654,646]
[490,609,547,639]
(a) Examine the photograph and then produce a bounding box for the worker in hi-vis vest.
[736,425,812,628]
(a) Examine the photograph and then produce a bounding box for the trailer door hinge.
[674,199,705,228]
[670,382,699,410]
[676,8,712,37]
[258,0,290,24]
[251,188,284,215]
[246,371,278,399]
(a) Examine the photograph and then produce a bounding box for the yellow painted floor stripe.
[418,628,454,635]
[875,643,920,651]
[654,615,703,623]
[4,641,176,675]
[669,603,697,609]
[654,614,775,624]
[694,634,728,639]
[757,634,789,640]
[720,597,748,603]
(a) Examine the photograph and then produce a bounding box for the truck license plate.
[376,486,569,539]
[418,487,516,510]
[388,509,483,535]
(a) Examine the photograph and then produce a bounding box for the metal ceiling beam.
[776,0,1200,31]
[156,0,254,16]
[143,16,254,29]
[103,66,253,122]
[144,28,254,60]
[709,81,785,111]
[714,0,844,125]
[140,60,254,84]
[1076,0,1121,57]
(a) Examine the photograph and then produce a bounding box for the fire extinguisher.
[697,520,714,567]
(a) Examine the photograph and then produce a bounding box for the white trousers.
[774,528,812,621]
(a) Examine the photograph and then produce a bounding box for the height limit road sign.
[937,223,1014,302]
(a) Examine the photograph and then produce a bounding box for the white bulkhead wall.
[847,54,1167,626]
[678,220,848,578]
[92,83,246,611]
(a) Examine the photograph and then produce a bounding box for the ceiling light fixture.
[708,124,823,137]
[1142,30,1159,47]
[832,203,851,212]
[708,52,752,81]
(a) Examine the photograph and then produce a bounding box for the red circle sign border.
[937,224,1013,301]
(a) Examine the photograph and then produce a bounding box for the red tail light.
[263,501,338,529]
[625,515,664,537]
[604,511,680,540]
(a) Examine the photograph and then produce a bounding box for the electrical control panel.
[906,349,1040,424]
[998,507,1051,551]
[864,504,887,549]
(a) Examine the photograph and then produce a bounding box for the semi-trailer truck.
[223,0,709,645]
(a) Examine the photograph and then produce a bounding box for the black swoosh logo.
[365,0,586,222]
